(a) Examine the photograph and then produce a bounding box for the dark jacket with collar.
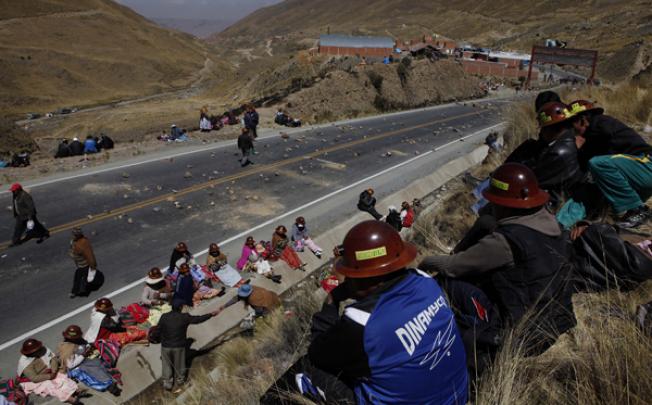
[12,190,36,220]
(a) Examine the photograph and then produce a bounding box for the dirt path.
[265,39,273,57]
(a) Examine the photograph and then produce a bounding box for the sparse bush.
[366,71,384,92]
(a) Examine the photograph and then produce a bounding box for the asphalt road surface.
[0,99,509,376]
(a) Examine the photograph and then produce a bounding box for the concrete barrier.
[52,127,497,404]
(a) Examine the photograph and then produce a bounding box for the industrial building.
[318,34,395,58]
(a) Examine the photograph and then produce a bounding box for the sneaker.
[69,293,77,299]
[617,206,651,228]
[315,251,322,259]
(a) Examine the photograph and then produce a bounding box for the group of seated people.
[55,134,114,158]
[275,109,302,128]
[158,125,190,142]
[199,107,241,132]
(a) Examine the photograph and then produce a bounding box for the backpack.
[0,378,27,405]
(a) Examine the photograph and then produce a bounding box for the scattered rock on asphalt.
[127,218,134,224]
[281,132,289,139]
[184,171,192,179]
[121,172,129,178]
[153,207,161,212]
[123,194,129,199]
[156,185,163,191]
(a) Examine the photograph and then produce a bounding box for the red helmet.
[537,102,573,127]
[9,183,22,192]
[568,99,604,116]
[483,163,549,209]
[335,220,417,278]
[20,338,43,356]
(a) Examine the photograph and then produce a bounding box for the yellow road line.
[1,109,488,250]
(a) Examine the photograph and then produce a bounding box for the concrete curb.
[78,129,495,404]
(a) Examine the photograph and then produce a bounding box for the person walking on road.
[10,183,49,247]
[69,227,98,298]
[244,104,259,154]
[157,300,220,391]
[237,127,254,167]
[357,188,383,220]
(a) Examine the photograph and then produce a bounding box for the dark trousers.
[240,149,252,166]
[358,206,383,220]
[161,346,187,387]
[72,266,90,296]
[12,216,49,244]
[248,126,258,139]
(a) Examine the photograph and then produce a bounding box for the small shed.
[319,34,395,58]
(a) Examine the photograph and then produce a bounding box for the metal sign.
[526,45,598,87]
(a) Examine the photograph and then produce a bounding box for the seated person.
[247,243,282,283]
[275,109,289,126]
[220,284,281,317]
[420,163,576,361]
[384,206,402,232]
[83,298,147,345]
[400,201,415,229]
[169,242,193,273]
[357,188,383,220]
[173,263,196,307]
[236,236,256,270]
[55,139,70,158]
[97,133,114,150]
[208,261,243,288]
[84,135,98,154]
[206,243,227,267]
[141,267,172,306]
[570,99,652,228]
[270,226,304,270]
[18,338,82,404]
[57,325,121,396]
[69,138,84,156]
[291,216,323,258]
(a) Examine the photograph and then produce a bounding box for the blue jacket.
[174,274,194,307]
[84,138,98,153]
[309,270,468,404]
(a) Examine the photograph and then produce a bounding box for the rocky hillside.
[211,0,652,81]
[0,0,210,116]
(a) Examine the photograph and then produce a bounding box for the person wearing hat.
[9,183,50,247]
[291,216,323,259]
[157,299,221,391]
[55,138,71,158]
[17,338,81,403]
[271,225,304,270]
[173,263,196,308]
[250,243,281,283]
[170,124,181,140]
[57,325,121,396]
[221,283,281,317]
[169,242,194,274]
[69,227,98,298]
[141,267,172,306]
[569,99,652,228]
[420,163,576,359]
[68,137,84,156]
[357,188,383,220]
[384,205,402,232]
[284,220,467,404]
[236,236,257,270]
[206,243,227,267]
[83,298,124,343]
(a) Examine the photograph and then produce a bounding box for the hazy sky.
[116,0,281,20]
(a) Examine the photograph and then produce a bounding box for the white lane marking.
[434,123,505,151]
[1,97,507,194]
[0,122,504,352]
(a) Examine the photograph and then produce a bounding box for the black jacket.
[357,191,376,211]
[69,140,84,156]
[237,133,253,151]
[579,114,652,166]
[169,249,192,272]
[158,311,211,348]
[244,111,259,129]
[385,211,402,231]
[55,142,70,158]
[12,190,36,220]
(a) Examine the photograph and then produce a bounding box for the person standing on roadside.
[158,300,221,392]
[238,127,255,167]
[244,103,259,154]
[69,227,98,298]
[10,183,49,247]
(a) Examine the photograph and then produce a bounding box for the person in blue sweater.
[84,135,98,154]
[173,263,195,308]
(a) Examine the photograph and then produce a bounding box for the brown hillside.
[0,0,210,116]
[211,0,652,79]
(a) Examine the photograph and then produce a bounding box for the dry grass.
[131,288,322,405]
[562,84,652,129]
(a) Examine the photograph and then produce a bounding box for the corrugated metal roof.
[319,34,394,49]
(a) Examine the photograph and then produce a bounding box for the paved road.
[0,99,508,376]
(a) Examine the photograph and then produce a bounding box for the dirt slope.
[0,0,209,116]
[211,0,652,80]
